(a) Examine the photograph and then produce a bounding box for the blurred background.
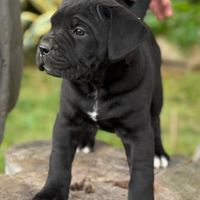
[0,0,200,173]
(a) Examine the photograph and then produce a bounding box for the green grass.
[161,69,200,155]
[0,67,200,173]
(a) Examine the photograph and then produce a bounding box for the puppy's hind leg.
[151,80,169,169]
[152,115,169,169]
[76,124,97,154]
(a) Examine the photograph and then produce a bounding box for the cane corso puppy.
[34,0,169,199]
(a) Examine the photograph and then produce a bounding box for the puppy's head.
[36,0,149,82]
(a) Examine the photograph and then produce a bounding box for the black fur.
[34,0,169,199]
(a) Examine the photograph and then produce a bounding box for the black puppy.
[34,0,169,199]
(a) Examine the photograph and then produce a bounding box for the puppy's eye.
[74,28,86,36]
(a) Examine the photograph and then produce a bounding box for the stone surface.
[1,140,200,200]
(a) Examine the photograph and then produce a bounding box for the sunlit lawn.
[0,66,200,173]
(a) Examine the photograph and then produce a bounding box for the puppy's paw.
[76,146,92,154]
[154,154,169,169]
[32,191,63,200]
[76,126,97,154]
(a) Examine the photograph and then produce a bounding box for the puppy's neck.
[91,58,111,87]
[93,49,146,95]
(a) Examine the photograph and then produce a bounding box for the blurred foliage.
[145,0,200,51]
[20,0,63,51]
[20,0,200,51]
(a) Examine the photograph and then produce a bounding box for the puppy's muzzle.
[37,38,57,72]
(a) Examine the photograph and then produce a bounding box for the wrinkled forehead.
[50,0,113,31]
[60,0,119,9]
[54,0,118,20]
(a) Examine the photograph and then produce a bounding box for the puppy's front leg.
[33,110,83,200]
[120,122,154,200]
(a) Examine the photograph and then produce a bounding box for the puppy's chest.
[87,101,99,121]
[86,90,100,121]
[84,89,112,122]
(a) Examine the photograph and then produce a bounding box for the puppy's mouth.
[43,65,51,72]
[37,61,65,78]
[36,43,58,71]
[41,64,53,74]
[38,60,51,72]
[36,53,94,81]
[37,59,51,73]
[36,49,66,76]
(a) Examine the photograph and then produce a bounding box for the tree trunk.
[0,0,23,145]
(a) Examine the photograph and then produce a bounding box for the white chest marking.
[87,90,98,121]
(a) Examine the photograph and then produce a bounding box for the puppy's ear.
[108,6,149,62]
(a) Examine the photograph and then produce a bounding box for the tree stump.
[1,140,200,200]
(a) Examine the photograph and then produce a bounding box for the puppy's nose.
[39,44,51,56]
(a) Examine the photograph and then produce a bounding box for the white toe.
[154,156,161,169]
[161,156,169,168]
[76,148,81,153]
[81,146,91,154]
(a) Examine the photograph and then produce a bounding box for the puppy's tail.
[124,0,151,20]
